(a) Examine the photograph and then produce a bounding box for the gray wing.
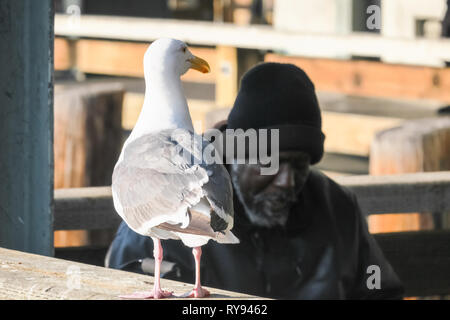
[199,144,234,232]
[111,129,233,237]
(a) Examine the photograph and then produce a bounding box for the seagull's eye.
[182,47,187,53]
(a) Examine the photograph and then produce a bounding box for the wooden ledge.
[0,248,261,300]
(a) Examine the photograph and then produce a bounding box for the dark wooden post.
[0,0,54,256]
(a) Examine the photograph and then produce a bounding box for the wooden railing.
[54,14,450,105]
[54,171,450,297]
[54,172,450,230]
[54,14,450,67]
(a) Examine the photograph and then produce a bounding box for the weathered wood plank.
[314,153,368,176]
[122,93,217,133]
[53,172,450,231]
[215,46,238,107]
[123,96,404,156]
[0,247,261,300]
[316,92,441,120]
[265,54,450,103]
[54,37,450,103]
[54,187,121,231]
[55,38,217,83]
[322,112,403,156]
[54,14,450,67]
[335,172,450,216]
[53,231,450,298]
[54,37,73,70]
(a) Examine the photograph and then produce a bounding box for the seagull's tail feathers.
[216,230,240,244]
[174,229,239,247]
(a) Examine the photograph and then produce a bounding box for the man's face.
[230,151,311,228]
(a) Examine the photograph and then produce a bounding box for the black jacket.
[106,169,404,299]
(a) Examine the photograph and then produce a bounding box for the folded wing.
[112,129,235,245]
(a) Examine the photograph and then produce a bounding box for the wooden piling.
[0,0,54,256]
[369,117,450,232]
[53,81,124,247]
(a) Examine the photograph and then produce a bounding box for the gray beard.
[230,164,289,228]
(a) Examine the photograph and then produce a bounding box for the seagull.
[112,38,239,299]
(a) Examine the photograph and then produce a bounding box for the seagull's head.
[143,38,210,78]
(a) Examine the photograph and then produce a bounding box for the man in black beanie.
[106,63,404,299]
[225,63,325,230]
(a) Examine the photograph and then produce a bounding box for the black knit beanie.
[227,62,325,165]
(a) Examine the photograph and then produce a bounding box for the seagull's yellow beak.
[188,55,210,73]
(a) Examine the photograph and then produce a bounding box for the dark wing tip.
[210,210,228,233]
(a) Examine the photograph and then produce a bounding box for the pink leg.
[119,237,172,299]
[186,246,210,298]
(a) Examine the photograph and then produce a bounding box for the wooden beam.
[335,171,450,215]
[214,46,264,109]
[75,39,146,78]
[322,111,402,156]
[54,14,450,67]
[54,35,450,103]
[54,187,121,231]
[316,92,441,120]
[54,38,217,83]
[265,54,450,103]
[215,46,238,107]
[0,247,261,300]
[53,172,450,231]
[55,37,450,103]
[54,37,74,70]
[123,95,403,156]
[314,153,368,175]
[122,93,219,132]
